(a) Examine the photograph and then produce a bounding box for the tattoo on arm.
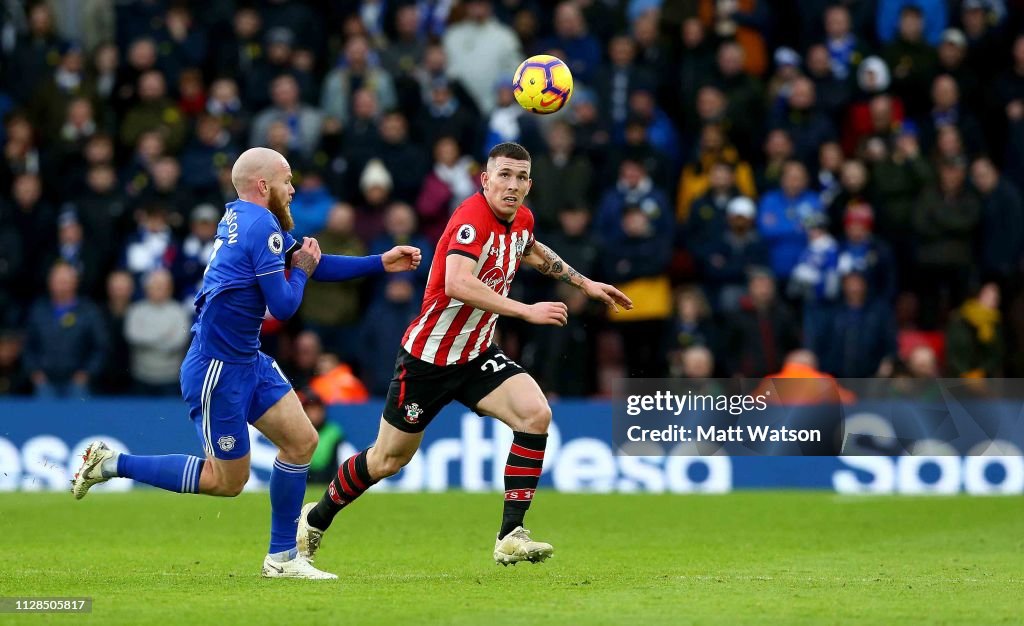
[559,267,583,286]
[292,250,318,275]
[532,241,586,288]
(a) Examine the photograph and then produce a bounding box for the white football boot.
[296,502,325,563]
[493,527,554,566]
[71,441,115,500]
[261,554,337,580]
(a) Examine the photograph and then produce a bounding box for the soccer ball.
[512,55,573,115]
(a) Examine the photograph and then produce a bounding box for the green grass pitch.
[2,490,1021,624]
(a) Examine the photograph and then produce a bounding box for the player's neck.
[483,199,517,224]
[236,194,268,209]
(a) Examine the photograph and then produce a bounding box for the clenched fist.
[383,245,422,272]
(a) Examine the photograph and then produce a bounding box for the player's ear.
[479,169,488,190]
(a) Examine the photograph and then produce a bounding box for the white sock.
[268,548,298,563]
[100,453,121,478]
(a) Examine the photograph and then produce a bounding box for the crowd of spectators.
[0,0,1023,400]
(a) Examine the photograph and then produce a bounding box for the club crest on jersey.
[404,402,423,424]
[217,435,236,452]
[268,232,284,255]
[456,224,476,245]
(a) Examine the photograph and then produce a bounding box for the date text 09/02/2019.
[625,425,822,443]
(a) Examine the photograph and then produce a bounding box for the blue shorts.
[179,348,292,460]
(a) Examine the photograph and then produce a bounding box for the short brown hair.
[487,142,531,163]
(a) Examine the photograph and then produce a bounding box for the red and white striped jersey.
[401,192,535,365]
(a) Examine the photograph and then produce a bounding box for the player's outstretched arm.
[290,242,421,281]
[523,240,634,311]
[444,253,568,326]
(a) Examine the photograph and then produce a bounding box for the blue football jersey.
[190,200,298,362]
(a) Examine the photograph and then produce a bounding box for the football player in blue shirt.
[72,147,421,579]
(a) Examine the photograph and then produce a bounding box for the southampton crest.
[404,402,423,424]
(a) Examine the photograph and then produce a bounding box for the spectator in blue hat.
[46,210,102,298]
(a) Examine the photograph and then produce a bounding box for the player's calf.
[302,448,380,531]
[366,444,415,478]
[499,431,548,538]
[297,447,380,561]
[72,441,207,499]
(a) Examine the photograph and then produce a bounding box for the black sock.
[499,432,547,539]
[307,448,375,531]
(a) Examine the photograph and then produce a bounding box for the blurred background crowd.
[0,0,1023,401]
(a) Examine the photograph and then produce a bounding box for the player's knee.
[298,428,319,461]
[280,428,318,463]
[519,400,552,434]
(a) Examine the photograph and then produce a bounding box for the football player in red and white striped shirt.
[298,142,632,566]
